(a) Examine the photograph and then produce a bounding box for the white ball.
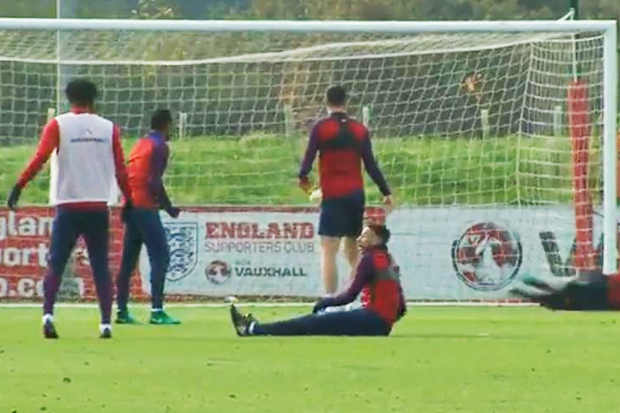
[309,189,323,202]
[225,296,238,304]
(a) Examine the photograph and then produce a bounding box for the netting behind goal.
[0,21,615,302]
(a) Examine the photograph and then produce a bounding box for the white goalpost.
[0,18,616,302]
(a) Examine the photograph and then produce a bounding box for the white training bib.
[50,112,116,206]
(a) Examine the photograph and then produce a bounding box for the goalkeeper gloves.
[7,184,22,210]
[510,272,610,311]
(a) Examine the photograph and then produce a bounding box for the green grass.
[0,134,596,206]
[1,306,620,412]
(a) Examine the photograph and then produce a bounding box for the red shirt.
[17,107,130,210]
[360,250,405,325]
[298,112,390,199]
[126,132,170,209]
[318,247,406,326]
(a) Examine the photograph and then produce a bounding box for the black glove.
[7,184,21,210]
[121,200,133,223]
[511,273,610,311]
[166,206,181,219]
[544,281,610,310]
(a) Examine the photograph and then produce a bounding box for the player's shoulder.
[135,135,167,152]
[362,248,390,270]
[148,134,170,150]
[129,136,152,153]
[57,111,114,128]
[93,113,115,128]
[346,118,369,138]
[346,116,363,126]
[371,249,391,270]
[311,115,333,129]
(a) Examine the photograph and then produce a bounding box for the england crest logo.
[165,222,199,282]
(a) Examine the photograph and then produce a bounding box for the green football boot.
[115,309,140,325]
[149,310,181,325]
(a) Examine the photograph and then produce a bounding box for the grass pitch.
[1,306,619,413]
[0,134,588,206]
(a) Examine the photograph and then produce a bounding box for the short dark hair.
[151,109,173,130]
[65,79,98,106]
[368,224,391,246]
[326,85,347,107]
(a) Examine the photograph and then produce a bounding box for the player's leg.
[231,306,391,336]
[342,190,365,279]
[319,195,347,294]
[43,208,80,338]
[80,210,113,338]
[115,211,143,324]
[319,191,365,294]
[320,236,341,294]
[136,209,179,325]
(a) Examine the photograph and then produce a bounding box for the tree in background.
[132,0,177,19]
[0,0,618,23]
[0,0,55,17]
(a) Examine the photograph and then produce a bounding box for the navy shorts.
[318,191,365,237]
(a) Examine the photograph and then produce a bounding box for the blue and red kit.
[126,131,173,210]
[250,247,407,336]
[116,131,173,311]
[298,112,391,237]
[17,108,130,207]
[17,107,131,325]
[314,246,407,326]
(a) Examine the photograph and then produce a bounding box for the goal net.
[0,19,616,302]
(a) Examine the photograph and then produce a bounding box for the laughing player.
[7,79,132,339]
[230,224,406,336]
[115,109,181,325]
[298,85,393,295]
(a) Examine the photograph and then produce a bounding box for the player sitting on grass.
[510,271,620,310]
[7,79,132,339]
[230,224,406,336]
[115,109,181,325]
[298,85,393,295]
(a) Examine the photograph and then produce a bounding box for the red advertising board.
[0,205,385,302]
[0,207,144,301]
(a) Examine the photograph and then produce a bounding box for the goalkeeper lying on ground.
[511,271,620,310]
[230,224,406,336]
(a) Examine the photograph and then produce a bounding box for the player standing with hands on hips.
[298,85,394,295]
[7,79,133,339]
[115,109,182,325]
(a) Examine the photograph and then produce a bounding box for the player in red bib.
[115,109,181,325]
[230,224,407,336]
[7,79,132,339]
[298,85,394,295]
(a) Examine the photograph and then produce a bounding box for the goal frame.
[0,17,616,274]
